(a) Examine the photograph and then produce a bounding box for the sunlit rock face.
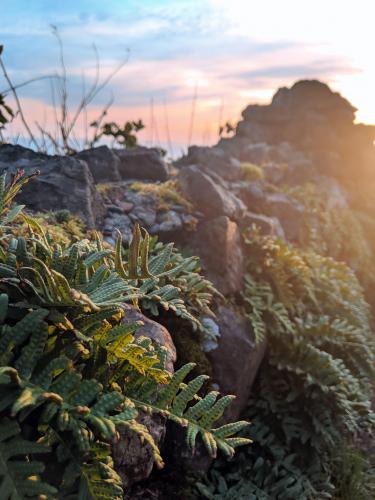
[217,79,375,212]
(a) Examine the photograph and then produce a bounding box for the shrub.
[0,171,250,498]
[240,162,264,182]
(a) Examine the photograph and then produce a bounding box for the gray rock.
[115,147,169,181]
[130,205,157,228]
[113,412,166,490]
[240,211,285,239]
[75,145,121,183]
[122,304,176,372]
[176,145,242,181]
[207,305,266,421]
[156,210,183,233]
[193,216,244,295]
[232,181,265,211]
[0,144,104,228]
[263,192,304,241]
[106,203,124,214]
[178,165,246,221]
[112,306,177,488]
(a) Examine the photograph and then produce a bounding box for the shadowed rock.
[0,144,104,227]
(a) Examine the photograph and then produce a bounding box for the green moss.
[14,209,85,245]
[130,180,193,211]
[240,162,264,182]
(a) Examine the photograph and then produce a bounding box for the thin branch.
[0,53,39,149]
[163,99,174,157]
[0,74,60,96]
[187,82,198,148]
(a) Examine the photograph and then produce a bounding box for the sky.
[1,0,375,155]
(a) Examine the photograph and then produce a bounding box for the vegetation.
[92,120,145,149]
[199,230,375,499]
[0,172,250,498]
[130,180,193,212]
[240,162,264,182]
[288,183,375,285]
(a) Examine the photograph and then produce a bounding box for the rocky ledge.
[1,79,372,488]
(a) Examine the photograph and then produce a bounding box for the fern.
[0,418,57,499]
[0,171,249,498]
[205,231,375,499]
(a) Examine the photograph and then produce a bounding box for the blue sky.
[1,0,375,152]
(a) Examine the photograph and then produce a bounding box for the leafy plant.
[0,171,250,498]
[288,182,375,286]
[203,230,375,499]
[94,120,145,148]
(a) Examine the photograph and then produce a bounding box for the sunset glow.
[1,0,375,153]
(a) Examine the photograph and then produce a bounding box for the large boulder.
[176,145,242,181]
[207,305,266,420]
[115,147,169,181]
[0,144,105,227]
[193,216,244,295]
[178,165,246,221]
[75,145,121,183]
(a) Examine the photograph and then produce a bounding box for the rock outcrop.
[0,144,105,228]
[2,78,371,492]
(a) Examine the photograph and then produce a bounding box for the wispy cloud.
[1,0,372,154]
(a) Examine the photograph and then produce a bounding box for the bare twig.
[0,74,60,96]
[0,52,39,149]
[187,82,198,148]
[163,99,174,157]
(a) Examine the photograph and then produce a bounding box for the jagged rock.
[193,216,244,295]
[112,306,176,489]
[176,145,242,181]
[231,80,375,184]
[207,305,266,420]
[0,144,104,227]
[178,165,246,221]
[231,181,265,210]
[240,211,285,238]
[115,147,169,181]
[263,192,304,241]
[74,145,121,183]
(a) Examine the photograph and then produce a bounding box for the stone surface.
[112,305,177,489]
[207,305,266,421]
[239,211,285,239]
[193,216,244,295]
[231,181,265,211]
[115,147,169,181]
[176,145,242,181]
[113,412,166,490]
[0,144,105,228]
[75,145,121,183]
[263,192,304,242]
[122,304,176,372]
[178,165,246,221]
